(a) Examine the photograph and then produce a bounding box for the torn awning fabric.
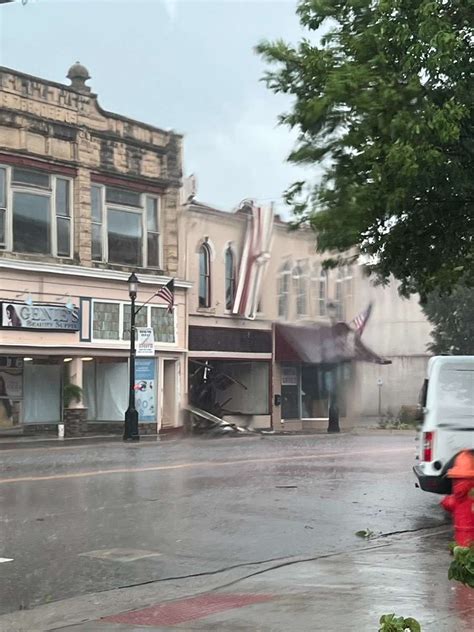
[274,322,390,365]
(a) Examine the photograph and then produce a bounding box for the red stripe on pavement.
[102,593,274,627]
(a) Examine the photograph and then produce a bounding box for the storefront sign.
[0,302,79,331]
[135,358,156,422]
[136,327,155,357]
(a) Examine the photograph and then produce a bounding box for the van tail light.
[423,431,434,462]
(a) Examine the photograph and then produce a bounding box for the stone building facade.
[0,63,189,434]
[184,197,431,431]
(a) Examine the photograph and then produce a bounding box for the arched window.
[335,267,344,320]
[293,262,308,318]
[344,264,353,305]
[318,268,328,316]
[198,243,211,308]
[225,246,236,311]
[277,261,291,320]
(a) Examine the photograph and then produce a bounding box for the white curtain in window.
[83,362,97,420]
[83,362,128,420]
[23,365,61,423]
[97,363,128,420]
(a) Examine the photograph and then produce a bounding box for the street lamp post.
[326,301,341,434]
[124,272,140,441]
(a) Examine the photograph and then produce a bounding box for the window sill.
[196,307,215,314]
[0,250,76,265]
[91,261,165,276]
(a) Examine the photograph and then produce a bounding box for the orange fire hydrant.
[440,450,474,547]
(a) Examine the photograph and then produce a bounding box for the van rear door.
[435,365,474,466]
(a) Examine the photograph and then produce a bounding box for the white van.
[414,356,474,494]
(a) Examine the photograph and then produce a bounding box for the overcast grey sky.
[0,0,311,213]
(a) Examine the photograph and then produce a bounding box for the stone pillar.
[64,408,88,437]
[68,357,84,408]
[63,357,88,436]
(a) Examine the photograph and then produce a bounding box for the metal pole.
[124,292,140,441]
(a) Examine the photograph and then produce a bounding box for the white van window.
[438,369,474,420]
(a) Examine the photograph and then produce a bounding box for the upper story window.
[91,184,161,268]
[225,246,236,311]
[293,261,308,318]
[278,261,291,320]
[335,267,344,320]
[344,264,353,305]
[0,165,72,258]
[198,243,211,308]
[313,266,327,316]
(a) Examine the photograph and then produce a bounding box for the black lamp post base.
[124,408,140,441]
[327,401,340,434]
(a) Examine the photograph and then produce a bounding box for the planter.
[63,407,88,437]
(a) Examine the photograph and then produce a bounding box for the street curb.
[0,526,451,632]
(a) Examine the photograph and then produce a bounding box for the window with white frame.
[225,246,236,311]
[293,261,308,318]
[318,268,328,316]
[0,165,72,257]
[335,267,344,320]
[344,264,353,305]
[92,300,175,343]
[91,185,161,268]
[198,243,211,308]
[277,261,291,319]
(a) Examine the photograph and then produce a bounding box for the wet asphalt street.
[0,433,446,617]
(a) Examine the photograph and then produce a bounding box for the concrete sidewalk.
[1,527,472,632]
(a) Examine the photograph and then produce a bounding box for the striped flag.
[350,303,373,336]
[156,279,174,313]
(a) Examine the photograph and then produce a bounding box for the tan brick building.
[0,63,190,434]
[184,197,431,432]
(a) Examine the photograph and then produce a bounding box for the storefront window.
[23,364,61,423]
[0,365,22,428]
[281,365,300,419]
[212,361,270,415]
[83,360,128,421]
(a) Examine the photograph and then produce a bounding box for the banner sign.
[0,302,79,331]
[136,327,155,357]
[135,358,156,422]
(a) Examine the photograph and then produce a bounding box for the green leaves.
[422,279,474,354]
[448,545,474,588]
[355,528,375,539]
[379,614,421,632]
[258,0,473,297]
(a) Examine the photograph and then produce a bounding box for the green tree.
[257,0,473,298]
[423,280,474,354]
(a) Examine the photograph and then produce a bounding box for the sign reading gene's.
[0,302,80,331]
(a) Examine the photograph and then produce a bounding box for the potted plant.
[62,383,86,437]
[63,383,83,408]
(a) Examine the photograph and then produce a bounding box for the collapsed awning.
[275,322,390,365]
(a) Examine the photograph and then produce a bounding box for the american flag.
[350,303,373,336]
[156,279,174,312]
